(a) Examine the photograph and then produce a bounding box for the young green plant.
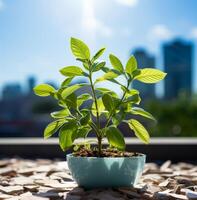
[34,37,166,156]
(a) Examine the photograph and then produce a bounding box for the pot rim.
[66,153,146,159]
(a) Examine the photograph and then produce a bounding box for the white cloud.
[115,0,138,7]
[149,24,173,40]
[81,0,113,38]
[190,27,197,39]
[147,24,173,52]
[0,0,4,11]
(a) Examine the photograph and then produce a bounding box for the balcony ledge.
[0,137,197,161]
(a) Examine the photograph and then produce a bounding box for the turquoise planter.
[67,154,146,189]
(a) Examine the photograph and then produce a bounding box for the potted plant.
[34,37,166,188]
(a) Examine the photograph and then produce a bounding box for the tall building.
[27,76,36,93]
[132,49,156,99]
[163,39,193,99]
[2,83,22,100]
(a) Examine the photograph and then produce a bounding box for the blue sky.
[0,0,197,96]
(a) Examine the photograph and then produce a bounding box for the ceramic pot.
[67,153,146,189]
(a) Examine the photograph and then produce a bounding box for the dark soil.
[72,148,143,157]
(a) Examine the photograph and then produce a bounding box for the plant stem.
[98,136,102,156]
[88,63,102,156]
[89,73,100,128]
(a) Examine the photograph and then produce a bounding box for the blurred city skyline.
[0,37,195,100]
[0,0,197,97]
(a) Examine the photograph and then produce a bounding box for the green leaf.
[92,98,106,116]
[33,84,55,97]
[101,67,121,76]
[77,93,91,107]
[51,109,70,119]
[76,58,88,63]
[130,107,156,121]
[92,61,106,72]
[60,66,83,76]
[123,89,141,105]
[59,121,77,151]
[77,127,91,138]
[96,88,118,98]
[122,88,139,96]
[132,69,141,77]
[124,94,141,105]
[61,84,85,99]
[70,37,90,59]
[119,102,131,113]
[108,79,124,87]
[65,93,77,109]
[134,68,167,83]
[109,54,124,72]
[80,112,90,125]
[78,93,91,101]
[106,126,125,150]
[128,119,150,144]
[95,71,119,83]
[125,55,137,75]
[61,77,73,87]
[92,47,106,62]
[112,110,125,126]
[112,116,120,126]
[58,100,67,108]
[44,119,65,139]
[102,93,114,112]
[83,62,89,70]
[100,68,125,86]
[101,66,110,73]
[111,69,122,75]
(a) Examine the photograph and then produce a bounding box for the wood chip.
[0,160,10,168]
[18,168,34,176]
[0,192,15,199]
[49,172,73,181]
[0,167,16,176]
[0,158,196,200]
[24,185,39,192]
[22,196,49,200]
[159,179,170,187]
[0,185,23,194]
[160,160,171,171]
[10,177,34,185]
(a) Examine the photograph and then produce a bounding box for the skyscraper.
[27,76,36,94]
[163,39,193,99]
[2,83,22,100]
[132,49,156,99]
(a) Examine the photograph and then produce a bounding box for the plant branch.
[105,80,131,128]
[89,121,100,135]
[88,68,100,130]
[88,122,100,137]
